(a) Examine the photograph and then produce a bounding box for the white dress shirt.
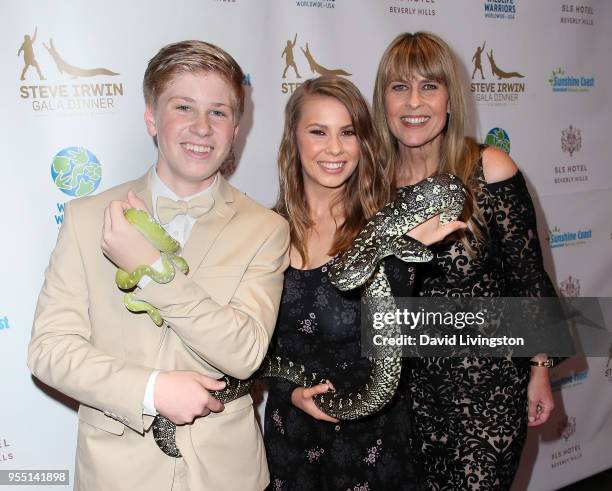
[141,168,218,416]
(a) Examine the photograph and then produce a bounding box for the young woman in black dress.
[263,76,463,491]
[372,32,558,490]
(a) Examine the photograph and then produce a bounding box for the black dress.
[408,156,557,490]
[264,258,418,491]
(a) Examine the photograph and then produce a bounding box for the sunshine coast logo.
[17,26,124,113]
[51,146,102,225]
[387,0,437,16]
[470,42,525,105]
[547,226,592,249]
[548,68,595,93]
[561,3,594,26]
[554,125,588,185]
[483,0,516,20]
[485,128,511,153]
[551,369,588,392]
[295,0,335,8]
[280,34,351,94]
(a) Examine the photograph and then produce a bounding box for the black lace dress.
[408,157,557,490]
[264,258,418,491]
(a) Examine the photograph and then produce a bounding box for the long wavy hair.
[372,32,485,245]
[276,76,390,266]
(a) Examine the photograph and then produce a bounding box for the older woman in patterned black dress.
[372,32,559,490]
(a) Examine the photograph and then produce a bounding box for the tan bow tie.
[156,194,215,224]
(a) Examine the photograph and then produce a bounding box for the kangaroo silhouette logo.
[18,27,119,80]
[281,34,351,79]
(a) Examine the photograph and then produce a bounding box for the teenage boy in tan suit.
[29,40,289,491]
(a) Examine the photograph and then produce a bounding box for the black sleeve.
[486,171,569,365]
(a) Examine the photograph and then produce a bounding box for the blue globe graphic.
[51,146,102,197]
[485,128,511,154]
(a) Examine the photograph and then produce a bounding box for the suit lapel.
[181,175,236,275]
[134,168,154,212]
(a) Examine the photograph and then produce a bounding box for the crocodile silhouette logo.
[300,43,351,77]
[43,38,119,79]
[486,50,524,79]
[281,34,351,79]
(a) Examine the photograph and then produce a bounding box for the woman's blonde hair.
[276,76,390,266]
[372,32,485,245]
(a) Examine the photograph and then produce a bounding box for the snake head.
[329,174,465,291]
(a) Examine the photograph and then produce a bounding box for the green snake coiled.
[117,175,466,458]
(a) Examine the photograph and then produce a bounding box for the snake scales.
[116,174,466,458]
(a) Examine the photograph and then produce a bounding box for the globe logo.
[51,146,102,197]
[485,128,511,154]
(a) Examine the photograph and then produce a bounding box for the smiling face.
[384,72,449,152]
[144,70,238,196]
[296,95,360,194]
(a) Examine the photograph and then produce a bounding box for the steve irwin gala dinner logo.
[17,26,124,113]
[470,41,526,105]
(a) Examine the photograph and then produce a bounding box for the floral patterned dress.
[264,258,418,491]
[408,155,558,490]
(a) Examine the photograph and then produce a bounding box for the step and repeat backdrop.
[1,1,611,489]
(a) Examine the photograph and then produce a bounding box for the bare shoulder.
[482,146,518,184]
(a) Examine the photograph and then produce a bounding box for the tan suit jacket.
[28,170,290,490]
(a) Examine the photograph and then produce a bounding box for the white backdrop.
[1,1,611,489]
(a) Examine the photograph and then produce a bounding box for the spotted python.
[116,174,466,457]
